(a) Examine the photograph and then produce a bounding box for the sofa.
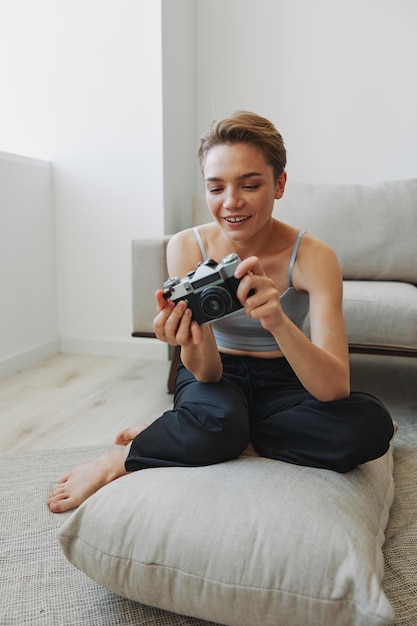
[132,177,417,392]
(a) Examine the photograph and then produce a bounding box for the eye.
[242,184,260,190]
[207,187,224,194]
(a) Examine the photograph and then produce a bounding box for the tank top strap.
[192,226,208,261]
[288,229,306,288]
[192,226,305,288]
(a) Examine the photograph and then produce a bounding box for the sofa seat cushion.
[343,281,417,351]
[58,448,395,626]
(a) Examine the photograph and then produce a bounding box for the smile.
[224,216,251,223]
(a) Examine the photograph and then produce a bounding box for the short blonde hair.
[198,111,286,182]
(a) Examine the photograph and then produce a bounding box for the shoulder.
[166,226,209,277]
[294,231,343,295]
[167,227,196,251]
[299,231,336,259]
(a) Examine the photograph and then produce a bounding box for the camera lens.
[200,287,233,319]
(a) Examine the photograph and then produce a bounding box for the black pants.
[126,354,394,473]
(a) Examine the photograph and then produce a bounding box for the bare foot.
[114,424,149,446]
[241,443,260,457]
[47,444,131,514]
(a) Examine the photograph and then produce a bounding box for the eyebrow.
[205,171,264,182]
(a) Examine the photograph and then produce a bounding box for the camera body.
[163,253,244,325]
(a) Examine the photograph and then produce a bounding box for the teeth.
[226,216,249,223]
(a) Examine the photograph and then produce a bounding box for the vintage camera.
[163,253,245,325]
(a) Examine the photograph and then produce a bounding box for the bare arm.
[235,239,350,401]
[152,230,222,383]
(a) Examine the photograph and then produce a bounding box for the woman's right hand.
[154,289,222,383]
[153,290,204,347]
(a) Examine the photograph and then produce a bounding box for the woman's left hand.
[235,256,285,333]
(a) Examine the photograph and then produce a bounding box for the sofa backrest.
[275,178,417,283]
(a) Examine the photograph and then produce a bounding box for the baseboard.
[0,339,60,380]
[59,336,168,360]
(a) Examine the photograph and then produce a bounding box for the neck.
[222,218,279,260]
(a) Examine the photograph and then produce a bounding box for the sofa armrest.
[132,237,170,336]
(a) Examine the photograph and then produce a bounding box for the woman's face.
[202,142,286,243]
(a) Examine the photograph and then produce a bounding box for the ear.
[274,171,287,200]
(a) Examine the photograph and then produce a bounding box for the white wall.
[0,0,167,363]
[0,153,59,378]
[162,0,197,235]
[196,0,417,186]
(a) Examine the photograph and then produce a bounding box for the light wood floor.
[0,352,416,456]
[0,354,173,455]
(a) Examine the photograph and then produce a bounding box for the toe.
[115,426,147,445]
[49,498,70,513]
[114,428,130,445]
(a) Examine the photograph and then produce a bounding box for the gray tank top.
[192,226,309,351]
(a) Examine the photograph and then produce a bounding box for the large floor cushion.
[58,448,395,626]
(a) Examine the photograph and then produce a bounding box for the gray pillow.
[59,449,394,626]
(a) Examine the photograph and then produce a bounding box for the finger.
[153,301,174,334]
[164,300,189,342]
[237,273,261,304]
[234,256,266,278]
[244,284,282,321]
[174,307,195,344]
[189,320,204,344]
[155,289,173,313]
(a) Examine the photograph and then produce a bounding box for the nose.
[223,188,243,210]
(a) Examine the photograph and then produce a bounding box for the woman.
[48,111,393,513]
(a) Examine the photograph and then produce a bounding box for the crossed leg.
[47,415,258,515]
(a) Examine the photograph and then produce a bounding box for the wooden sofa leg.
[168,345,180,394]
[131,332,180,394]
